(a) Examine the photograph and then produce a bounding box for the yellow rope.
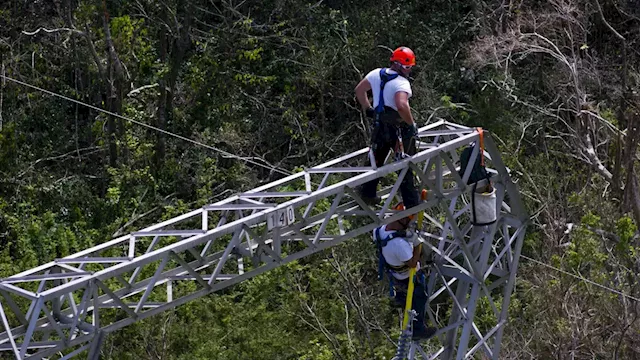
[401,189,427,329]
[401,262,418,329]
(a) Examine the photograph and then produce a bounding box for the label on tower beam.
[286,205,295,224]
[267,205,295,230]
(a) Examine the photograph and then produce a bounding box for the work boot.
[356,187,381,206]
[393,291,407,308]
[412,326,437,341]
[362,195,381,206]
[393,297,405,308]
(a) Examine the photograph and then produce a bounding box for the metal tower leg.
[87,331,104,360]
[456,224,498,359]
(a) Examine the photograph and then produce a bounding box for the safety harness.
[374,226,410,296]
[370,68,409,161]
[374,68,399,114]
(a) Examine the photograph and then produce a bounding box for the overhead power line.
[0,74,292,176]
[520,254,640,303]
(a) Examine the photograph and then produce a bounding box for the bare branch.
[583,224,621,243]
[583,133,614,181]
[17,146,105,178]
[22,27,84,36]
[127,83,160,97]
[594,0,626,41]
[578,110,626,136]
[23,25,107,78]
[82,24,106,77]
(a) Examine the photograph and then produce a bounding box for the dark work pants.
[361,120,419,208]
[394,274,428,330]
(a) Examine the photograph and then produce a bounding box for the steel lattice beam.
[0,120,527,359]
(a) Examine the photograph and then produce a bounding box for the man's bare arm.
[395,91,415,125]
[406,245,421,268]
[355,78,372,111]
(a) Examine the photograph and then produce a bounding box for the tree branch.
[583,133,614,181]
[594,0,626,41]
[127,83,159,97]
[21,27,83,36]
[22,25,105,77]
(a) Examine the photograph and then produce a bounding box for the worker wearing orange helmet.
[355,46,420,207]
[373,203,437,340]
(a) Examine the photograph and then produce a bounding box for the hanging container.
[471,185,497,226]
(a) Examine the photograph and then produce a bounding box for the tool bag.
[459,142,490,185]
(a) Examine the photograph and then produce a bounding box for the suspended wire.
[520,254,640,303]
[0,74,292,176]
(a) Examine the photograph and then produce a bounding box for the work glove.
[394,152,409,161]
[402,227,420,246]
[409,231,422,247]
[411,122,418,135]
[365,107,375,118]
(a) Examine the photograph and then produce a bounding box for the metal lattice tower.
[0,120,527,360]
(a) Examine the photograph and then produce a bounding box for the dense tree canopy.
[1,0,640,358]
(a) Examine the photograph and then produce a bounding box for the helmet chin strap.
[390,62,410,78]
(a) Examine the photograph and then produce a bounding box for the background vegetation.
[1,0,639,358]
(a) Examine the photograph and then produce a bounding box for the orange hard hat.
[393,202,415,220]
[390,47,416,66]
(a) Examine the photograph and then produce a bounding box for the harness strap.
[375,227,385,281]
[477,127,485,166]
[374,226,411,281]
[387,263,410,273]
[375,68,399,114]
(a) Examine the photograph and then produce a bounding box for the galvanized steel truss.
[0,120,527,359]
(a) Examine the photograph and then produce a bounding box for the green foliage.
[1,0,639,358]
[565,212,608,271]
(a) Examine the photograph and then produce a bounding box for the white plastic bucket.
[471,187,497,225]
